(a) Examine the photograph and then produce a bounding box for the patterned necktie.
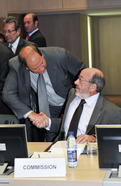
[26,35,29,40]
[37,74,50,117]
[67,99,86,138]
[9,44,15,54]
[9,44,13,51]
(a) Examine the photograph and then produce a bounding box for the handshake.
[28,112,49,128]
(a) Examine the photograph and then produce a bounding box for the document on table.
[31,141,86,159]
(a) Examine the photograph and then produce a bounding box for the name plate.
[14,158,66,178]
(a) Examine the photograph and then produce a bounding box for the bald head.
[24,13,37,21]
[82,68,105,92]
[19,44,46,74]
[20,45,37,61]
[81,68,104,80]
[25,13,35,17]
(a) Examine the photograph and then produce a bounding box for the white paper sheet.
[31,141,86,159]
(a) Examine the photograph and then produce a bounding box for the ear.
[25,67,29,70]
[90,83,97,91]
[34,20,38,28]
[17,28,21,35]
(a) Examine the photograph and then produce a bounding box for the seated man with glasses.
[3,16,33,56]
[32,68,121,143]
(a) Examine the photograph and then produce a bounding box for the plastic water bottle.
[66,131,77,168]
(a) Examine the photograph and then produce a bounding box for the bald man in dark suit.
[24,13,47,47]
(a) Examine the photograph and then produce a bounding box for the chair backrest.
[0,114,19,124]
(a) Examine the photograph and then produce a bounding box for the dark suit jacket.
[0,42,14,95]
[28,30,47,47]
[2,47,85,124]
[3,38,31,86]
[4,37,33,56]
[0,42,14,114]
[50,88,121,141]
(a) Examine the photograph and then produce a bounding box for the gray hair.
[3,16,20,31]
[90,74,105,92]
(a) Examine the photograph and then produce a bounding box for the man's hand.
[28,112,49,128]
[76,134,96,144]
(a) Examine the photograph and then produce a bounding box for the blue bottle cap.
[68,131,74,136]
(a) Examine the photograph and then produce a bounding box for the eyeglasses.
[3,30,16,34]
[78,77,92,84]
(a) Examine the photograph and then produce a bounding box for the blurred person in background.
[24,13,47,47]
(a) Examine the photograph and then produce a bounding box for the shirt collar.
[28,28,39,37]
[85,92,100,106]
[75,92,100,106]
[9,36,20,52]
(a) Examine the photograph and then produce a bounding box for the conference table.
[0,142,107,186]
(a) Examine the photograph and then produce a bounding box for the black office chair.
[0,114,20,124]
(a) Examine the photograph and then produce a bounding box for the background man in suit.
[3,16,32,56]
[2,44,85,142]
[23,13,47,47]
[0,42,14,114]
[35,68,121,143]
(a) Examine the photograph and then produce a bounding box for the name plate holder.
[14,158,66,178]
[118,165,121,177]
[0,163,8,175]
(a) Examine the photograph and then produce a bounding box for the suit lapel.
[60,89,76,132]
[19,66,30,100]
[15,38,23,55]
[46,62,56,86]
[86,94,104,134]
[41,49,56,88]
[29,30,39,40]
[5,43,14,55]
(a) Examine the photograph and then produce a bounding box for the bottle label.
[67,149,77,162]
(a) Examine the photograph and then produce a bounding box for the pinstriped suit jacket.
[2,47,85,121]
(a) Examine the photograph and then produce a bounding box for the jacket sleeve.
[65,49,86,77]
[2,58,31,119]
[50,118,62,133]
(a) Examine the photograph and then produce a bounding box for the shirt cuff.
[24,111,33,119]
[45,118,51,130]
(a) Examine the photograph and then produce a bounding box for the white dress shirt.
[9,36,20,54]
[64,93,100,138]
[24,70,65,118]
[30,70,65,106]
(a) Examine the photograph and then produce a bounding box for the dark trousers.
[0,99,14,114]
[20,118,46,142]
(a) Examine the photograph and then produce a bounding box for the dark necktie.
[9,44,13,52]
[67,99,86,138]
[37,74,50,117]
[26,35,29,40]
